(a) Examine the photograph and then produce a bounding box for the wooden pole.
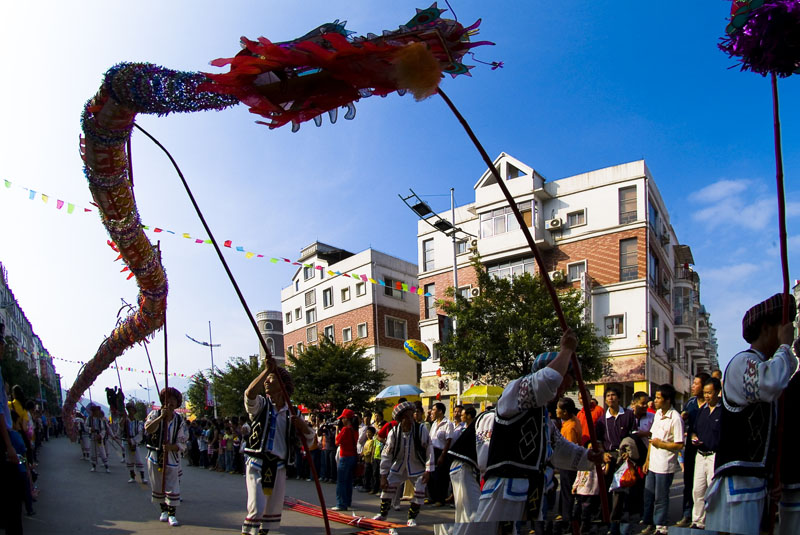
[437,87,610,523]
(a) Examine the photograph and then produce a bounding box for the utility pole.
[186,322,221,418]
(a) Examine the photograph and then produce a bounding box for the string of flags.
[2,178,433,297]
[50,354,201,379]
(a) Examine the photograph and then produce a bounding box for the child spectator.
[359,426,377,493]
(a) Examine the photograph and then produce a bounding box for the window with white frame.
[287,345,293,357]
[458,286,472,300]
[487,256,536,280]
[385,316,407,340]
[323,325,335,342]
[304,290,316,307]
[294,308,302,321]
[480,201,532,238]
[265,322,273,330]
[296,342,304,353]
[356,282,366,296]
[357,323,368,339]
[303,264,315,280]
[424,284,436,319]
[456,240,469,255]
[341,287,351,302]
[306,308,317,324]
[285,312,292,324]
[342,327,352,342]
[605,315,624,337]
[423,238,435,271]
[322,287,333,308]
[307,325,318,343]
[567,209,586,227]
[383,277,404,299]
[266,337,275,354]
[619,186,637,224]
[567,261,586,282]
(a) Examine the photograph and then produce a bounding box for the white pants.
[451,461,481,523]
[243,456,286,535]
[91,438,108,466]
[380,471,427,505]
[692,452,715,527]
[80,436,90,457]
[148,457,181,506]
[705,476,765,535]
[126,443,144,470]
[778,488,800,535]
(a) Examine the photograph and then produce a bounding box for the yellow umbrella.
[461,385,504,402]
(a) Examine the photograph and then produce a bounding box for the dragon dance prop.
[62,5,490,534]
[719,2,797,533]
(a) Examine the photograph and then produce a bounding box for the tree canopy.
[437,258,609,386]
[287,337,389,415]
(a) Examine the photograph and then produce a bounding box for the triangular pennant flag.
[417,288,425,295]
[126,272,135,280]
[195,239,203,244]
[182,233,190,239]
[67,203,75,214]
[84,208,91,212]
[57,200,64,209]
[315,265,323,270]
[235,246,244,252]
[29,190,36,200]
[378,280,386,286]
[245,252,255,259]
[402,283,408,292]
[41,194,48,203]
[328,270,336,276]
[166,230,175,234]
[270,258,279,263]
[395,281,402,290]
[360,275,368,282]
[368,278,377,284]
[154,228,163,233]
[205,239,212,244]
[224,240,232,248]
[3,180,10,188]
[410,286,417,293]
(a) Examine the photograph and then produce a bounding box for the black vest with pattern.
[714,351,774,480]
[485,406,547,480]
[144,412,183,453]
[243,397,295,463]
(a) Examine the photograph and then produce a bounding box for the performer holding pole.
[88,404,110,473]
[144,387,187,526]
[123,401,147,484]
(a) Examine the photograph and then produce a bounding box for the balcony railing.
[619,210,637,225]
[620,266,638,281]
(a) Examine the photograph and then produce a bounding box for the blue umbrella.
[375,384,423,399]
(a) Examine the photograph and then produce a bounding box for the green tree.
[211,356,262,418]
[287,337,389,415]
[437,258,609,386]
[185,371,215,419]
[2,337,42,404]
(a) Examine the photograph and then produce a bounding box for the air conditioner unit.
[549,270,565,283]
[545,218,562,230]
[470,287,481,297]
[469,238,479,251]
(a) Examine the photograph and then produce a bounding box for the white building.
[281,242,421,389]
[416,155,718,409]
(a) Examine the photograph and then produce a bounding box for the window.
[567,209,586,227]
[456,240,469,255]
[506,163,524,180]
[356,282,366,296]
[306,308,317,324]
[304,290,316,307]
[295,280,299,291]
[296,342,304,353]
[424,284,436,319]
[342,327,352,342]
[619,186,637,224]
[303,264,315,280]
[648,200,660,234]
[458,286,472,300]
[266,337,275,355]
[648,249,660,286]
[384,277,404,300]
[322,287,333,308]
[423,238,435,271]
[323,325,335,342]
[294,308,302,321]
[357,323,368,339]
[619,238,638,281]
[651,309,660,344]
[264,322,273,330]
[307,325,318,342]
[567,261,586,282]
[385,316,407,340]
[605,315,624,336]
[480,201,532,238]
[341,287,351,302]
[287,345,293,357]
[285,312,292,324]
[487,256,536,280]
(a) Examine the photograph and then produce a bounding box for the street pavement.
[22,437,697,535]
[23,436,452,534]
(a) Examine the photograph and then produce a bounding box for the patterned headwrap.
[742,293,796,341]
[532,351,574,374]
[392,401,416,421]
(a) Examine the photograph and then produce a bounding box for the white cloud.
[701,262,761,285]
[692,196,774,231]
[689,179,750,203]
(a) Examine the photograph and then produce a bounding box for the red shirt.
[336,426,358,457]
[576,404,604,447]
[377,421,397,440]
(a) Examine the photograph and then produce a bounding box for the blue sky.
[0,1,797,403]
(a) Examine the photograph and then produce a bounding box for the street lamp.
[400,188,474,404]
[138,380,152,406]
[186,321,221,418]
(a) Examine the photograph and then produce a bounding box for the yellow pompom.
[392,42,442,101]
